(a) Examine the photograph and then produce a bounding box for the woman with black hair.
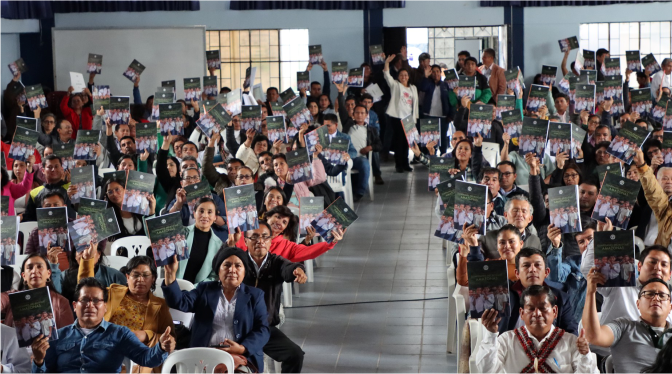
[450,137,489,182]
[549,161,584,187]
[259,186,288,220]
[101,175,153,242]
[642,335,672,373]
[1,254,75,329]
[77,252,174,373]
[1,161,34,216]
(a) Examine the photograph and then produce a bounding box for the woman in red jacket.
[60,86,93,139]
[230,205,346,262]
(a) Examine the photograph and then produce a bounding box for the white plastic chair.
[18,221,37,253]
[326,159,354,208]
[349,153,374,201]
[11,254,28,274]
[468,319,484,373]
[604,355,613,373]
[154,278,196,328]
[446,263,457,353]
[104,255,130,271]
[110,235,151,257]
[161,348,235,374]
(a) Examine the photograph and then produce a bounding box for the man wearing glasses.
[166,167,228,242]
[241,221,307,373]
[31,277,175,373]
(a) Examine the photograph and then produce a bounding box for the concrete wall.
[1,19,39,89]
[384,1,504,27]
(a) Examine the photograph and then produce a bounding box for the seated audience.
[1,323,31,373]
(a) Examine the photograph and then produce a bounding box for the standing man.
[480,48,507,104]
[418,64,455,154]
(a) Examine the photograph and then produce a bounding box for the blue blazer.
[162,280,270,371]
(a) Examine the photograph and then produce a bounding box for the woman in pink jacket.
[1,158,35,216]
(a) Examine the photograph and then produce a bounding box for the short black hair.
[483,48,496,59]
[594,141,612,151]
[41,189,66,205]
[256,219,273,235]
[521,284,557,308]
[182,141,198,151]
[595,124,610,133]
[464,57,478,66]
[323,113,338,124]
[596,48,610,58]
[431,64,441,71]
[194,196,216,212]
[271,153,287,163]
[74,277,108,303]
[345,95,357,103]
[581,175,601,192]
[310,81,321,88]
[479,167,501,182]
[267,87,279,94]
[515,247,548,270]
[497,160,517,173]
[354,104,368,114]
[639,245,671,265]
[458,50,471,58]
[227,157,244,167]
[220,87,231,94]
[258,151,273,159]
[124,256,158,292]
[181,155,199,166]
[120,136,135,144]
[497,224,522,242]
[42,154,62,167]
[360,93,374,102]
[639,277,671,297]
[554,93,570,103]
[251,135,270,150]
[114,123,129,133]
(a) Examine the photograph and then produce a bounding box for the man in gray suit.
[478,195,541,259]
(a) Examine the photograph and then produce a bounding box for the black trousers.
[263,326,304,373]
[389,117,410,169]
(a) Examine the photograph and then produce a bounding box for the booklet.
[574,83,596,114]
[401,114,419,148]
[310,197,358,243]
[202,99,218,112]
[280,87,297,105]
[642,53,661,76]
[436,198,459,242]
[183,77,202,102]
[267,116,287,144]
[540,65,558,86]
[558,73,573,95]
[501,109,523,141]
[626,50,641,72]
[662,131,672,167]
[304,124,327,154]
[428,156,451,191]
[152,90,174,121]
[518,117,549,161]
[571,123,587,159]
[161,80,176,89]
[223,184,258,232]
[580,69,597,85]
[592,173,640,230]
[595,82,605,105]
[594,163,623,180]
[269,102,285,117]
[198,103,231,139]
[109,96,130,126]
[365,83,384,103]
[16,116,37,131]
[526,85,549,113]
[241,105,262,134]
[286,149,313,184]
[593,230,637,287]
[548,185,582,234]
[630,88,653,118]
[36,207,69,253]
[283,99,311,139]
[547,122,572,158]
[244,67,257,90]
[68,207,120,252]
[8,57,28,77]
[185,180,213,217]
[224,89,243,115]
[651,94,669,124]
[92,85,110,113]
[203,76,218,98]
[348,67,365,87]
[607,121,650,165]
[495,95,516,121]
[604,75,624,114]
[602,57,621,77]
[8,287,58,346]
[146,212,189,266]
[505,67,522,97]
[70,72,87,93]
[1,196,9,216]
[122,170,155,216]
[69,166,96,204]
[8,127,39,163]
[25,85,47,111]
[582,50,596,69]
[328,61,347,85]
[370,44,385,65]
[136,122,158,154]
[158,103,184,136]
[309,45,323,65]
[322,136,350,166]
[73,130,100,161]
[299,196,324,235]
[297,71,310,91]
[53,143,75,171]
[467,104,493,139]
[558,36,579,52]
[0,215,19,265]
[206,50,221,69]
[103,170,127,187]
[419,118,441,147]
[122,59,145,82]
[453,181,488,235]
[467,260,510,318]
[444,68,459,90]
[457,75,476,101]
[77,198,107,217]
[665,104,672,131]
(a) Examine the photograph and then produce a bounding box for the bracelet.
[636,162,646,168]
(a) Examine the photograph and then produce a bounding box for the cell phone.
[209,344,230,348]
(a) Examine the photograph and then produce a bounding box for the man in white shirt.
[475,284,598,373]
[650,58,671,98]
[1,324,31,373]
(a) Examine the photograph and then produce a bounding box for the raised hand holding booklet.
[467,104,493,139]
[582,50,596,69]
[592,173,640,229]
[304,124,327,154]
[25,85,47,111]
[8,127,39,163]
[573,84,596,114]
[283,99,311,139]
[419,118,440,147]
[74,130,100,160]
[158,103,184,136]
[36,207,69,253]
[630,88,653,117]
[68,207,120,252]
[310,197,357,243]
[202,76,218,98]
[309,45,323,65]
[197,103,230,139]
[571,123,587,159]
[146,212,189,266]
[428,156,451,191]
[332,62,348,84]
[540,65,558,86]
[280,87,297,105]
[606,121,651,165]
[9,287,58,346]
[580,69,597,85]
[642,53,661,75]
[593,231,637,287]
[15,116,37,130]
[602,57,621,77]
[299,196,324,235]
[53,143,75,171]
[626,51,641,72]
[369,45,385,65]
[151,90,174,120]
[77,198,107,217]
[558,36,579,52]
[1,215,19,266]
[495,94,516,120]
[286,149,313,184]
[401,114,419,148]
[651,94,669,124]
[548,186,582,234]
[267,116,287,144]
[348,67,365,87]
[8,57,27,77]
[457,75,476,101]
[526,85,549,113]
[662,132,672,167]
[244,67,256,90]
[206,50,221,69]
[122,170,156,216]
[183,77,202,102]
[109,96,130,126]
[136,122,158,154]
[519,118,549,161]
[594,163,623,179]
[122,59,145,82]
[453,181,488,235]
[223,89,242,115]
[223,184,258,232]
[241,105,262,133]
[70,72,87,93]
[297,71,310,91]
[466,261,510,319]
[185,180,212,217]
[504,67,522,97]
[69,166,96,204]
[501,109,523,141]
[322,135,350,166]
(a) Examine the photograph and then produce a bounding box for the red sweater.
[60,94,93,139]
[236,235,335,262]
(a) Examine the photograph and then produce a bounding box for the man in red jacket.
[60,86,93,139]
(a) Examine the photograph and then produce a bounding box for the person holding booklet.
[101,175,150,243]
[61,86,93,139]
[1,157,34,216]
[633,149,672,247]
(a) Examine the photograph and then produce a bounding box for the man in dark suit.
[480,48,506,104]
[479,195,541,259]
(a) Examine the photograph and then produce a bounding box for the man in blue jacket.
[418,65,455,154]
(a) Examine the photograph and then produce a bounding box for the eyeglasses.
[245,235,272,242]
[237,174,253,180]
[77,298,105,306]
[564,173,580,179]
[640,290,671,301]
[589,120,600,125]
[183,176,200,182]
[129,272,153,280]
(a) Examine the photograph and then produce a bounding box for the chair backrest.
[11,254,28,275]
[161,348,235,374]
[18,222,38,253]
[110,235,152,257]
[104,255,130,271]
[326,159,353,193]
[605,355,613,373]
[468,319,484,373]
[153,277,195,298]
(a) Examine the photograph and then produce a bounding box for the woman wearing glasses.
[75,252,174,373]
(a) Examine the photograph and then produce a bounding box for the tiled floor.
[281,161,457,373]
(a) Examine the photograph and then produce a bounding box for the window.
[580,21,671,86]
[206,29,309,94]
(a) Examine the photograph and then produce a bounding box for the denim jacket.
[546,244,586,324]
[32,319,168,373]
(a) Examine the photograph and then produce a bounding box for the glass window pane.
[641,22,650,38]
[270,45,279,60]
[220,31,230,47]
[610,23,620,39]
[629,22,639,40]
[641,38,651,54]
[206,32,211,49]
[598,23,609,40]
[589,24,598,41]
[221,47,230,61]
[662,22,671,38]
[239,31,249,46]
[250,30,260,47]
[662,38,671,55]
[251,46,261,61]
[270,30,279,46]
[580,24,589,40]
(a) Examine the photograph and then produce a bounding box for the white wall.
[384,1,504,27]
[54,1,364,94]
[1,19,39,89]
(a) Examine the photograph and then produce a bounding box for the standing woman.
[61,86,93,139]
[384,53,419,173]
